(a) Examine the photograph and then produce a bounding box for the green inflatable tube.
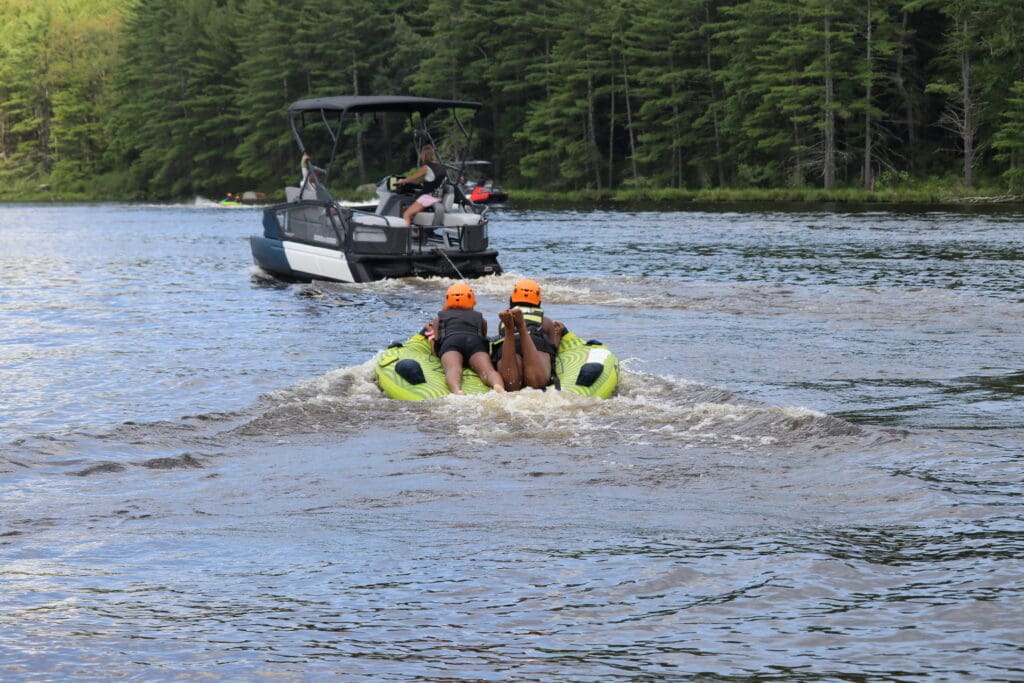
[374,331,619,401]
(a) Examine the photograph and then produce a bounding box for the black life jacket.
[437,309,484,343]
[497,305,544,337]
[421,162,446,194]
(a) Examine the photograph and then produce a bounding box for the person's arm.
[398,165,427,185]
[427,315,440,354]
[300,154,315,186]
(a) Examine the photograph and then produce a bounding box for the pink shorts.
[416,195,440,208]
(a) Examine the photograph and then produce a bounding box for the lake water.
[1,202,1022,680]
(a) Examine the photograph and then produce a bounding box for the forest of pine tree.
[2,0,1023,201]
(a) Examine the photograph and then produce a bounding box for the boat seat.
[377,184,456,221]
[375,193,406,217]
[431,202,446,226]
[411,212,442,227]
[285,185,321,202]
[410,212,482,227]
[351,211,406,228]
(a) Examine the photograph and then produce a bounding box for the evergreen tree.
[924,0,979,187]
[713,0,795,186]
[627,0,726,188]
[851,0,900,189]
[232,0,307,191]
[590,0,639,188]
[411,0,478,100]
[716,0,863,188]
[971,0,1024,185]
[182,0,247,196]
[3,0,1024,197]
[992,80,1024,193]
[0,3,54,185]
[459,0,564,184]
[109,0,224,197]
[922,0,1016,188]
[516,0,617,189]
[42,1,125,192]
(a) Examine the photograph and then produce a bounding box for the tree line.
[2,0,1023,200]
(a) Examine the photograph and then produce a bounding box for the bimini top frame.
[287,95,483,187]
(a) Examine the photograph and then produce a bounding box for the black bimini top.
[289,95,482,119]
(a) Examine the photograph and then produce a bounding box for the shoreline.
[2,187,1021,209]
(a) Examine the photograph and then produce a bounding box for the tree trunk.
[607,87,615,189]
[39,85,53,174]
[863,0,874,190]
[673,95,682,188]
[823,15,836,190]
[622,60,638,181]
[793,120,804,186]
[586,59,601,189]
[960,15,974,188]
[353,58,365,180]
[894,10,916,173]
[705,6,726,187]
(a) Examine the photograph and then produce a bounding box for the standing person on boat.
[396,145,446,227]
[427,283,506,396]
[493,278,565,391]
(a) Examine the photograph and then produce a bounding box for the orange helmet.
[511,278,541,306]
[444,282,476,310]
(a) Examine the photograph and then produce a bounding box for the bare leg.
[513,307,552,389]
[403,201,425,226]
[440,350,466,395]
[496,309,522,391]
[468,351,506,393]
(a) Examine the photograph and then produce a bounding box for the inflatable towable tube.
[374,331,619,401]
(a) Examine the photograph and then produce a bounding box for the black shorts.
[437,333,489,364]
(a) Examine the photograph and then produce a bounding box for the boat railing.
[268,193,489,256]
[457,220,489,252]
[269,200,344,247]
[349,209,490,254]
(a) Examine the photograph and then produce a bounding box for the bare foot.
[499,309,515,332]
[511,307,528,335]
[550,320,565,347]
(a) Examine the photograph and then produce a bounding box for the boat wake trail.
[1,357,883,485]
[233,360,870,456]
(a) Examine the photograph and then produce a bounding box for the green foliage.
[0,3,54,185]
[515,0,610,189]
[992,80,1024,194]
[626,0,722,188]
[231,0,301,191]
[2,0,1024,201]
